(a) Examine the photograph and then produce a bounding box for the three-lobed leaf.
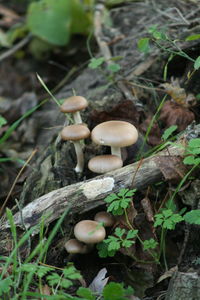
[184,209,200,225]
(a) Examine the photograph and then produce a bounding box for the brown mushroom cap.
[94,211,115,227]
[91,120,138,147]
[64,239,85,254]
[74,220,106,244]
[60,96,88,113]
[61,124,90,141]
[88,155,123,174]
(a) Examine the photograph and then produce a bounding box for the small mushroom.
[74,220,106,244]
[94,211,115,227]
[88,155,123,174]
[91,120,138,159]
[60,96,88,124]
[64,239,92,254]
[61,124,90,173]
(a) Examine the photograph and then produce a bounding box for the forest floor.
[0,0,200,299]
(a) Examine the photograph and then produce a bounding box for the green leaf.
[184,209,200,225]
[186,34,200,41]
[96,241,116,257]
[88,57,105,69]
[143,238,158,250]
[137,37,150,53]
[188,138,200,148]
[77,287,95,300]
[0,115,7,128]
[63,265,81,280]
[162,125,177,140]
[0,276,13,296]
[70,0,93,35]
[107,63,121,73]
[27,0,72,46]
[126,229,138,240]
[103,282,133,300]
[194,56,200,70]
[183,156,200,165]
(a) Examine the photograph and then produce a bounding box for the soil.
[1,0,200,299]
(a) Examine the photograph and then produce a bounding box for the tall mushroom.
[60,96,88,124]
[91,120,138,159]
[61,124,90,173]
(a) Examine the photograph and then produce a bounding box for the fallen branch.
[1,137,189,233]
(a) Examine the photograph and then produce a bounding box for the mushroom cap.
[60,96,88,113]
[88,155,123,174]
[64,239,85,254]
[61,124,90,141]
[94,211,115,227]
[74,220,106,244]
[91,120,138,147]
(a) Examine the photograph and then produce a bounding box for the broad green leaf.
[188,138,200,148]
[27,0,72,45]
[184,209,200,225]
[103,282,133,300]
[77,287,95,300]
[70,0,93,34]
[137,37,150,53]
[186,34,200,41]
[162,125,177,140]
[183,156,200,165]
[194,56,200,70]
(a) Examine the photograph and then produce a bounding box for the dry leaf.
[157,265,178,283]
[89,268,109,294]
[155,155,188,183]
[159,100,195,132]
[141,197,154,223]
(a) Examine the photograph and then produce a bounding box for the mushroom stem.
[73,141,84,173]
[73,112,82,124]
[111,146,121,159]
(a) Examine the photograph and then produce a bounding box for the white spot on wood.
[82,177,115,199]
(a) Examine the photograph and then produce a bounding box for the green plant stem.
[124,208,159,264]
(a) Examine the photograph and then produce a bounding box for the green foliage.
[143,238,158,251]
[27,0,93,46]
[107,63,121,73]
[194,56,200,70]
[137,37,150,53]
[97,227,138,257]
[105,188,136,215]
[0,276,13,296]
[88,57,105,69]
[186,34,200,41]
[183,209,200,225]
[154,209,183,230]
[77,287,96,300]
[103,282,134,300]
[162,125,177,141]
[0,115,7,127]
[183,138,200,166]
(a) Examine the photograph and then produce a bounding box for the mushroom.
[88,155,123,174]
[74,220,106,244]
[61,124,90,173]
[91,120,138,159]
[64,239,92,254]
[60,96,88,124]
[94,211,115,227]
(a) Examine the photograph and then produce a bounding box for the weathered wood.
[1,140,187,233]
[165,271,200,300]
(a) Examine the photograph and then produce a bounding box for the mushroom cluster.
[65,211,115,255]
[60,95,139,175]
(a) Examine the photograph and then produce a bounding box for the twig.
[0,33,31,62]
